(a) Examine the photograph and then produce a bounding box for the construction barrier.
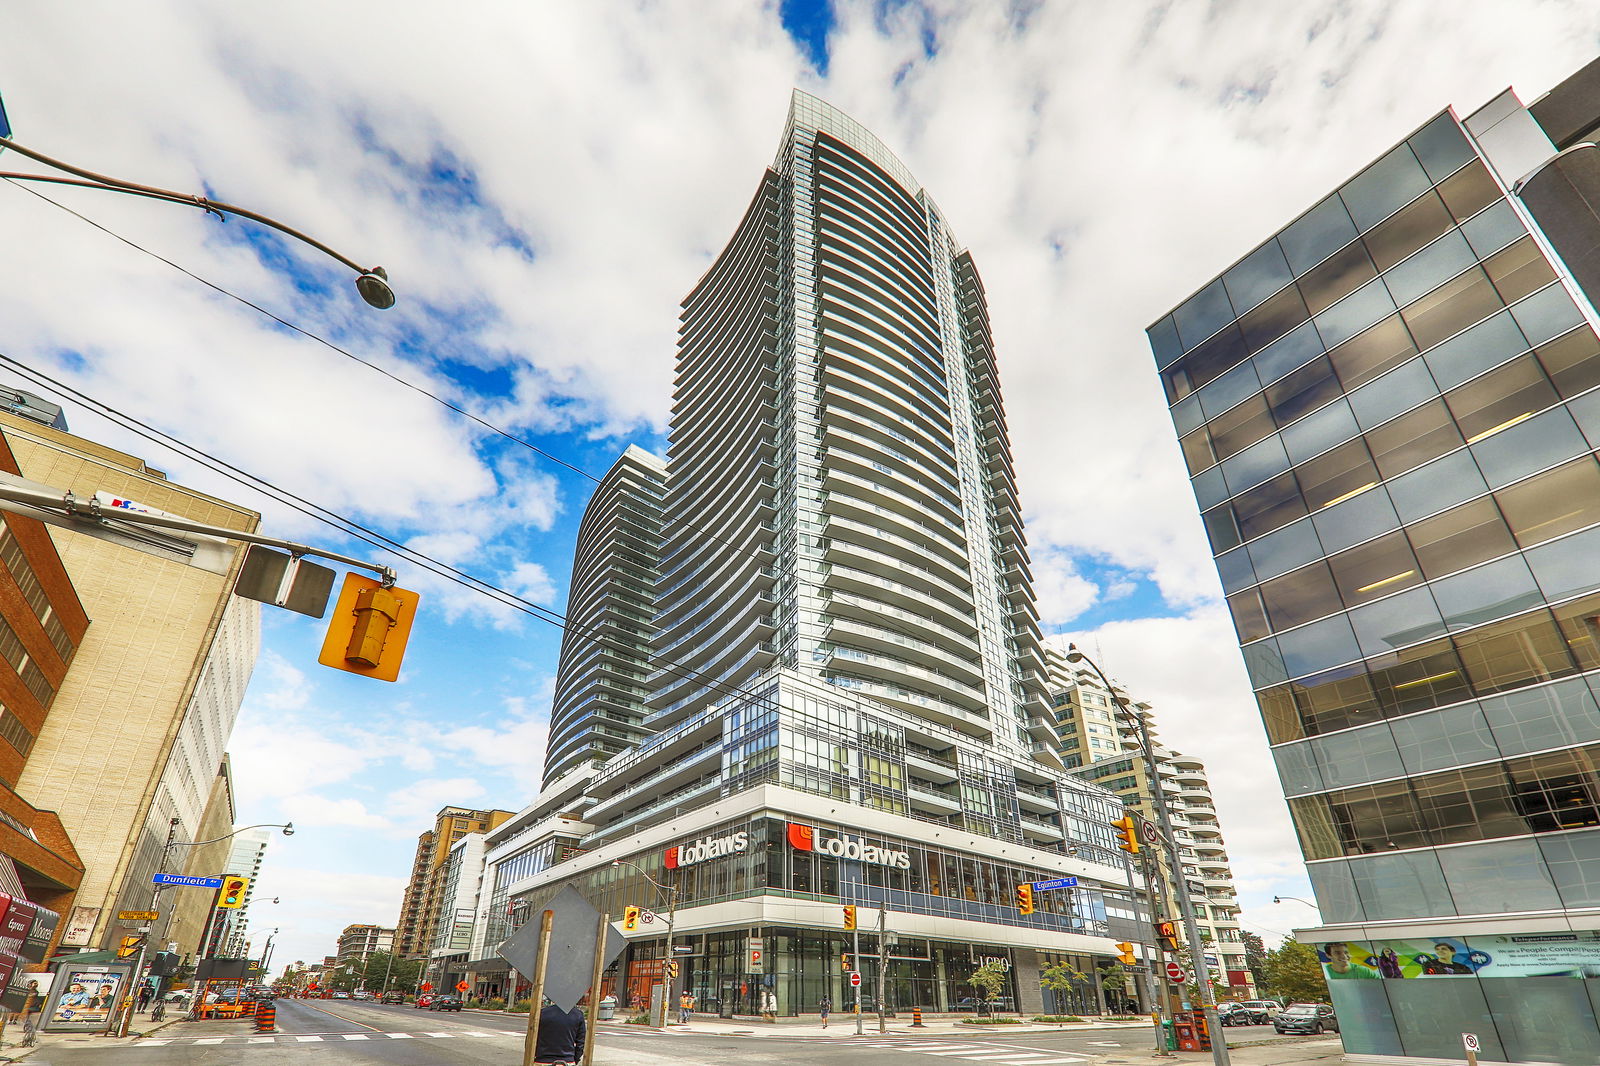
[911,1007,924,1027]
[254,1002,277,1032]
[239,1000,257,1020]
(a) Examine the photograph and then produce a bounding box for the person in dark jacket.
[533,1002,587,1064]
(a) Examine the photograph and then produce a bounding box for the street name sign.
[152,874,222,888]
[1032,877,1079,891]
[117,911,159,922]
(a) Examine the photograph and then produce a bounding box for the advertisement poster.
[1319,931,1600,980]
[44,969,124,1030]
[62,907,98,946]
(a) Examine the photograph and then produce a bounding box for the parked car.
[428,995,464,1012]
[1274,1003,1338,1034]
[1217,1003,1268,1026]
[331,991,351,1000]
[415,994,435,1008]
[352,991,373,1001]
[382,991,406,1004]
[1241,1000,1282,1017]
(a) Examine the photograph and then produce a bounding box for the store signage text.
[665,830,749,869]
[787,822,911,869]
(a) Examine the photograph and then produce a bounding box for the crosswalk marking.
[386,1032,414,1038]
[295,1035,323,1042]
[342,1033,370,1040]
[193,1038,225,1045]
[426,1031,457,1037]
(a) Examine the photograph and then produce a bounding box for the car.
[331,991,351,1000]
[428,995,464,1011]
[1240,1000,1282,1017]
[415,994,435,1008]
[382,991,406,1004]
[1216,1003,1267,1026]
[1274,1003,1338,1034]
[353,991,373,1000]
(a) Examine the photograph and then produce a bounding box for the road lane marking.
[427,1031,458,1037]
[288,1000,386,1031]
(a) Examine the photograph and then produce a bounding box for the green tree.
[1039,962,1090,1021]
[1240,931,1268,994]
[356,952,424,994]
[1261,938,1329,1003]
[967,960,1009,1013]
[1097,965,1129,1011]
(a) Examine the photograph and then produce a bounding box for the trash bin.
[719,997,734,1019]
[1162,1019,1178,1051]
[599,995,616,1021]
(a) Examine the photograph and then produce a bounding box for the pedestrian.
[138,985,154,1012]
[533,1001,587,1065]
[819,993,831,1029]
[762,988,777,1022]
[678,990,695,1024]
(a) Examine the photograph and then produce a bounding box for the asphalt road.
[24,1002,1290,1065]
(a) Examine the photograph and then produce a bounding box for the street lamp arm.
[171,822,295,850]
[610,858,672,901]
[0,134,395,308]
[1273,896,1318,908]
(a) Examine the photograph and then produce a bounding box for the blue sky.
[4,1,1600,972]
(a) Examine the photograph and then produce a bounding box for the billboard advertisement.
[1319,930,1600,980]
[41,965,131,1031]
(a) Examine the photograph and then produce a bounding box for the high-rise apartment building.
[542,446,665,787]
[393,806,513,959]
[1042,645,1252,998]
[0,412,260,953]
[1152,56,1600,1063]
[472,92,1143,1020]
[335,923,393,967]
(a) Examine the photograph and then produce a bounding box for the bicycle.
[151,999,166,1023]
[19,1014,36,1048]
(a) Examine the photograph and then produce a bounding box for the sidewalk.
[0,1012,258,1062]
[1095,1038,1345,1066]
[604,1015,1165,1038]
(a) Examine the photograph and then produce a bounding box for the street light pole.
[611,859,677,1027]
[1066,645,1231,1066]
[0,134,396,309]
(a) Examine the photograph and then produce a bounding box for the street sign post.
[456,981,470,993]
[849,971,861,987]
[1031,877,1079,892]
[1165,961,1185,983]
[497,885,626,1012]
[151,874,222,888]
[1463,1033,1480,1066]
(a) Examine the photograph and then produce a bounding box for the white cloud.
[504,561,558,607]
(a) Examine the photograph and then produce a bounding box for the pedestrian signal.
[1114,814,1140,854]
[117,935,142,958]
[841,953,852,972]
[843,905,857,931]
[1156,920,1180,953]
[218,876,251,909]
[1116,942,1137,966]
[318,573,420,683]
[624,905,641,932]
[1015,883,1035,915]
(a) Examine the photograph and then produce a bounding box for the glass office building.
[1150,57,1600,1063]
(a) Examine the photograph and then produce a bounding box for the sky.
[4,0,1600,974]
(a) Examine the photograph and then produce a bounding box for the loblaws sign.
[664,829,749,869]
[788,822,911,870]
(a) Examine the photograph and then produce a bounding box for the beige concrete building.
[163,756,236,960]
[2,412,261,951]
[1042,643,1255,999]
[394,806,513,959]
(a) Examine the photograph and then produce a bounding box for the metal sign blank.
[496,884,625,1012]
[235,545,336,617]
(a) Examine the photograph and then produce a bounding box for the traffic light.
[1114,814,1141,854]
[841,953,852,972]
[218,876,251,909]
[624,906,641,932]
[1015,882,1035,915]
[117,935,142,959]
[1115,942,1137,966]
[1156,920,1180,954]
[317,573,420,683]
[843,905,857,931]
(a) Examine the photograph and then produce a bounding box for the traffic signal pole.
[1067,645,1230,1066]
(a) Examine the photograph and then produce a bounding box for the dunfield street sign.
[117,911,159,922]
[152,873,223,888]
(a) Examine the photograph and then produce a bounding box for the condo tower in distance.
[1151,56,1600,1064]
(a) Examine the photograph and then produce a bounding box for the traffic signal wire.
[1,177,1013,734]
